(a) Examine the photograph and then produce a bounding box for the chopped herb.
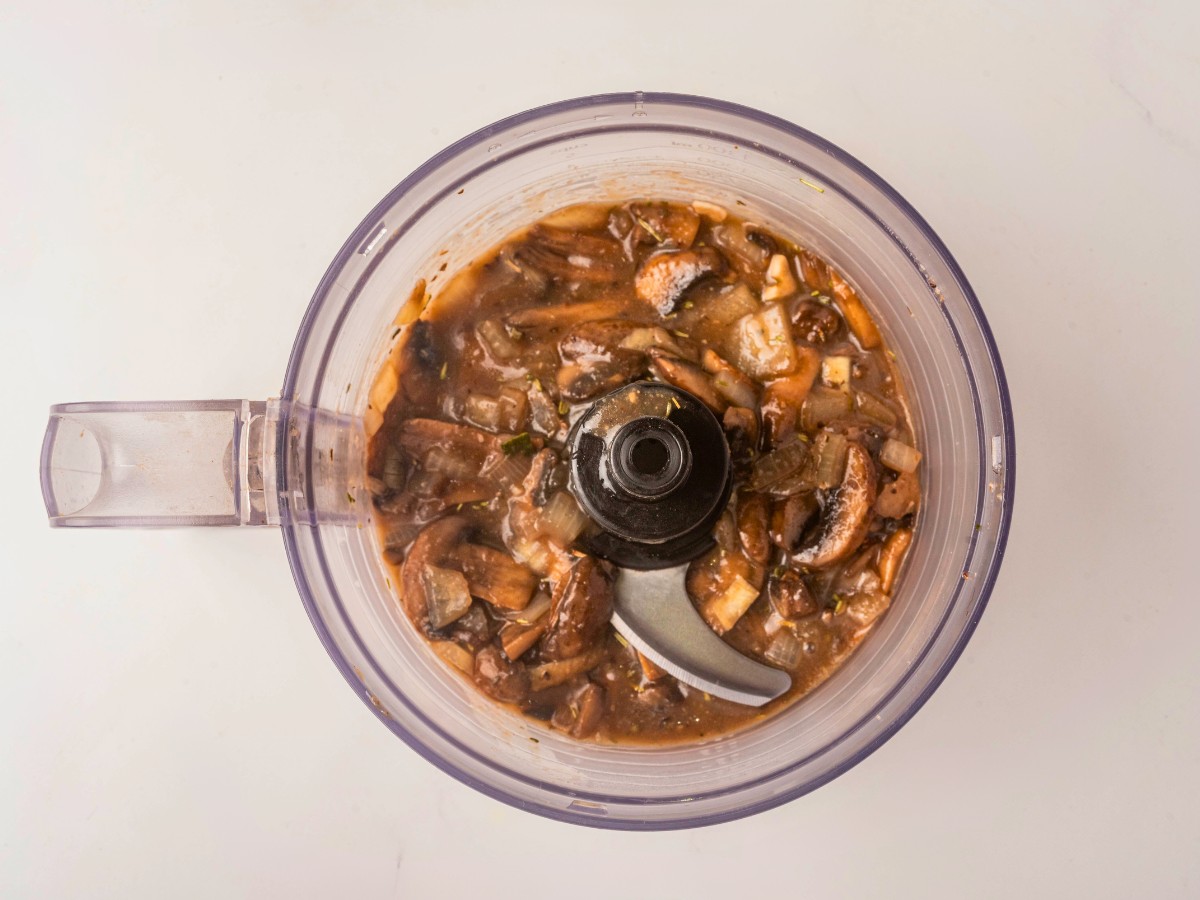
[329,448,334,461]
[501,432,534,455]
[682,301,694,309]
[671,395,682,409]
[475,500,489,509]
[772,564,786,578]
[529,737,539,744]
[557,399,570,415]
[456,503,463,511]
[799,178,826,193]
[811,290,821,297]
[829,593,847,615]
[531,376,543,392]
[345,491,356,504]
[391,327,401,339]
[439,361,448,380]
[974,523,982,532]
[613,632,629,648]
[673,330,689,338]
[664,402,673,417]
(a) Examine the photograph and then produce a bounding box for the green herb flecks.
[501,432,534,456]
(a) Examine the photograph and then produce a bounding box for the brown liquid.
[367,200,920,744]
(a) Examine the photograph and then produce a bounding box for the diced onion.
[537,491,589,546]
[821,356,852,389]
[703,575,761,634]
[463,394,502,431]
[855,391,898,428]
[423,565,472,629]
[747,441,809,491]
[728,302,797,379]
[763,630,803,668]
[880,438,922,474]
[513,591,552,626]
[476,319,522,360]
[761,254,798,302]
[801,385,853,430]
[812,432,849,489]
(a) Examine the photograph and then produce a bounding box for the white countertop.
[2,1,1197,896]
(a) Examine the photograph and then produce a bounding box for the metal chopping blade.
[567,382,791,707]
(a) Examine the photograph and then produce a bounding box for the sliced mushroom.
[792,299,845,344]
[400,516,470,632]
[722,406,760,482]
[770,492,819,550]
[540,556,615,661]
[473,644,530,704]
[634,247,726,315]
[628,200,702,247]
[768,568,818,619]
[736,492,771,566]
[877,527,913,593]
[792,442,877,569]
[508,297,629,328]
[514,225,629,284]
[875,469,920,519]
[551,681,606,739]
[456,543,537,611]
[556,319,648,401]
[647,349,726,414]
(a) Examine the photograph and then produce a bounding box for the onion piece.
[422,565,473,629]
[855,390,898,428]
[497,386,529,433]
[529,648,606,691]
[880,438,922,474]
[821,355,852,390]
[475,319,522,360]
[801,385,854,431]
[423,446,480,480]
[747,440,809,491]
[829,270,882,349]
[763,629,803,668]
[727,302,798,379]
[812,431,850,489]
[457,545,537,610]
[702,574,760,634]
[537,491,589,546]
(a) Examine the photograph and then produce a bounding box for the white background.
[3,1,1197,897]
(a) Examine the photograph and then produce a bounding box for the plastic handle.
[40,400,282,527]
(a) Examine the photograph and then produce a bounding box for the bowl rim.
[279,91,1016,830]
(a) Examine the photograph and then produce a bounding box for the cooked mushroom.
[877,527,913,593]
[792,299,845,344]
[400,516,470,632]
[473,644,530,703]
[456,543,537,611]
[528,647,607,690]
[540,556,615,661]
[504,450,573,580]
[647,349,726,414]
[768,568,818,619]
[515,225,629,284]
[702,349,757,409]
[770,492,819,550]
[792,442,877,569]
[722,406,760,481]
[634,247,725,315]
[736,492,771,565]
[556,319,648,401]
[551,681,606,739]
[875,469,920,519]
[628,200,702,248]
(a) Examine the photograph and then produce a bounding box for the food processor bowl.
[41,93,1014,829]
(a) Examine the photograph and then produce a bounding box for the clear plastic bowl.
[46,93,1015,829]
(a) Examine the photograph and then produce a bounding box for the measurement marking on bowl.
[566,799,609,815]
[357,223,388,255]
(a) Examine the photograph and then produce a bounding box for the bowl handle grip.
[39,399,295,527]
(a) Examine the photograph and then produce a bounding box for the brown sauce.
[366,200,921,744]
